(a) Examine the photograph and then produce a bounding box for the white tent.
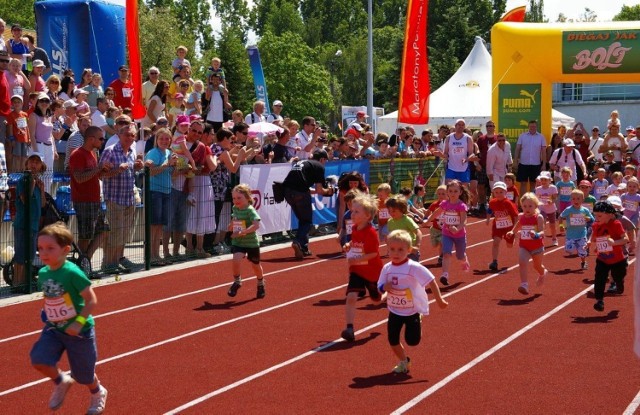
[377,36,574,135]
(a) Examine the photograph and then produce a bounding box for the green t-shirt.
[38,261,94,332]
[231,205,261,248]
[387,214,419,245]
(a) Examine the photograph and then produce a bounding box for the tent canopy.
[378,36,574,135]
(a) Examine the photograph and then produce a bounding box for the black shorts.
[231,245,261,264]
[387,312,422,346]
[346,272,381,301]
[516,163,542,183]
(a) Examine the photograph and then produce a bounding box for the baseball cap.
[356,111,368,118]
[492,181,507,191]
[562,138,575,147]
[312,149,329,161]
[537,171,552,181]
[37,92,50,101]
[177,115,190,126]
[32,59,45,68]
[606,196,622,210]
[345,128,361,138]
[273,100,283,107]
[119,65,129,71]
[10,94,23,102]
[592,126,600,131]
[74,89,88,97]
[63,99,79,109]
[156,116,168,124]
[27,152,44,161]
[579,180,592,187]
[626,125,634,131]
[174,93,184,100]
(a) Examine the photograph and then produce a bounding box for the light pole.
[330,49,342,134]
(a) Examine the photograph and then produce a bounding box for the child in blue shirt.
[560,189,595,270]
[556,167,576,231]
[621,177,640,227]
[592,168,609,200]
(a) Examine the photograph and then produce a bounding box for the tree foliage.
[524,0,547,23]
[613,5,640,21]
[1,0,36,29]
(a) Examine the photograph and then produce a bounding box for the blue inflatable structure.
[34,0,126,84]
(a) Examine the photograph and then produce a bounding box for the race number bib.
[452,146,465,154]
[594,186,606,197]
[582,203,593,212]
[623,200,638,212]
[122,88,132,98]
[378,208,390,220]
[346,246,363,259]
[345,219,354,235]
[16,117,27,129]
[569,214,586,226]
[443,211,460,226]
[539,195,550,205]
[232,220,245,233]
[560,187,572,196]
[506,191,515,201]
[520,225,534,240]
[495,216,513,229]
[44,294,77,322]
[387,288,414,309]
[595,236,613,253]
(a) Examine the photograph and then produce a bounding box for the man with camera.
[291,116,321,160]
[282,149,335,259]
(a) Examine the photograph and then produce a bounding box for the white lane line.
[161,245,566,413]
[623,388,640,414]
[392,257,637,415]
[0,238,495,397]
[0,220,487,344]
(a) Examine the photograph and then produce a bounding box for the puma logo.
[520,89,539,104]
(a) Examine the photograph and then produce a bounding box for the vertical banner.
[246,46,270,110]
[498,84,541,150]
[398,0,429,124]
[125,0,145,119]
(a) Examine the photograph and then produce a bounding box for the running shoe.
[593,300,605,312]
[440,273,449,286]
[291,241,304,259]
[462,260,471,272]
[518,282,529,295]
[49,373,74,410]
[257,284,266,299]
[392,357,411,374]
[536,269,547,287]
[489,260,498,272]
[551,238,559,247]
[228,280,242,297]
[87,385,108,415]
[341,327,355,342]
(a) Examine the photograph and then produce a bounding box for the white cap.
[63,99,79,109]
[607,195,622,209]
[32,59,45,68]
[562,138,575,147]
[537,171,552,181]
[492,181,507,191]
[273,100,283,106]
[10,94,23,102]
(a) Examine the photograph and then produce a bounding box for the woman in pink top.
[5,58,30,103]
[28,59,47,94]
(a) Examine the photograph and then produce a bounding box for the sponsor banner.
[246,46,270,111]
[398,0,430,124]
[498,84,541,149]
[562,30,640,74]
[239,164,291,235]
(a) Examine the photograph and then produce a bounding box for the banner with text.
[497,84,541,150]
[246,46,271,111]
[563,30,640,74]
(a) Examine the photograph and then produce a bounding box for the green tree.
[524,0,546,22]
[613,5,640,21]
[0,0,36,29]
[215,26,254,115]
[145,0,216,51]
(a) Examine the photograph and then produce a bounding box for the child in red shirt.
[505,173,520,209]
[589,201,629,312]
[6,94,30,171]
[341,193,384,342]
[486,182,519,271]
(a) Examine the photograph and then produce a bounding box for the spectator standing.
[589,126,604,162]
[28,93,56,190]
[142,80,168,128]
[23,35,51,75]
[91,97,115,137]
[486,132,512,188]
[0,51,11,147]
[266,100,284,124]
[548,138,586,183]
[142,67,160,108]
[244,100,266,125]
[514,120,547,195]
[0,19,6,52]
[6,94,29,172]
[64,116,91,171]
[8,25,30,72]
[290,116,321,160]
[5,58,30,104]
[83,73,104,112]
[29,60,47,93]
[599,124,627,163]
[109,65,135,110]
[442,118,476,186]
[203,74,229,132]
[99,124,143,274]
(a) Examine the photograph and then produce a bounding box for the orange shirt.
[6,110,29,143]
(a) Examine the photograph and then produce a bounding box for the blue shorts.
[445,168,470,183]
[442,234,467,260]
[150,191,170,226]
[565,237,588,258]
[30,326,97,385]
[165,189,187,233]
[13,227,37,264]
[377,223,389,241]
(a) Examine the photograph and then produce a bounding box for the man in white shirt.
[588,126,604,162]
[514,119,547,194]
[486,132,512,188]
[142,66,160,107]
[245,100,266,125]
[289,116,321,160]
[266,100,284,123]
[91,97,115,136]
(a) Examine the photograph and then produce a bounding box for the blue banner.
[246,46,270,110]
[290,159,371,228]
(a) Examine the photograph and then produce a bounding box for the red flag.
[398,0,429,124]
[126,0,145,119]
[501,6,526,22]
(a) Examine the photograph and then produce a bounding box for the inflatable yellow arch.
[492,21,640,141]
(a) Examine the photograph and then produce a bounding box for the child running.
[506,193,548,295]
[426,179,471,286]
[377,230,448,373]
[386,196,422,262]
[376,183,392,243]
[535,171,559,246]
[589,201,629,311]
[556,167,576,231]
[426,184,447,266]
[227,184,266,299]
[504,173,520,209]
[486,181,519,271]
[30,222,107,414]
[341,193,384,342]
[338,189,360,247]
[559,189,594,270]
[621,177,640,227]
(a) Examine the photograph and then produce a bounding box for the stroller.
[2,191,93,290]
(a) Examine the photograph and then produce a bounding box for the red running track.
[0,218,638,414]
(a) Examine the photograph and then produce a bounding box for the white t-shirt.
[91,109,107,128]
[535,185,558,214]
[377,259,435,316]
[245,112,265,125]
[516,131,547,165]
[445,133,471,172]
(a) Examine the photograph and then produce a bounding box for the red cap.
[579,180,592,187]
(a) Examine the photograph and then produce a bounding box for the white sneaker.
[49,373,74,410]
[518,282,529,295]
[551,238,558,247]
[87,385,108,415]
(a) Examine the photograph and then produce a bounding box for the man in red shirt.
[69,125,110,270]
[108,65,135,110]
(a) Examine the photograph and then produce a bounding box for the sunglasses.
[486,124,495,127]
[149,72,159,75]
[117,121,132,125]
[39,100,51,104]
[0,59,10,63]
[190,129,203,134]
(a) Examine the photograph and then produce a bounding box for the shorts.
[165,189,187,233]
[429,227,443,246]
[150,191,170,226]
[75,202,109,240]
[105,201,134,247]
[387,312,422,347]
[408,250,420,262]
[565,237,588,258]
[378,223,389,241]
[445,168,470,184]
[491,226,512,239]
[541,211,557,224]
[346,272,381,301]
[442,234,467,260]
[519,245,544,257]
[13,227,37,264]
[12,142,29,157]
[476,168,488,185]
[30,326,97,385]
[230,245,261,264]
[516,164,542,183]
[558,200,571,213]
